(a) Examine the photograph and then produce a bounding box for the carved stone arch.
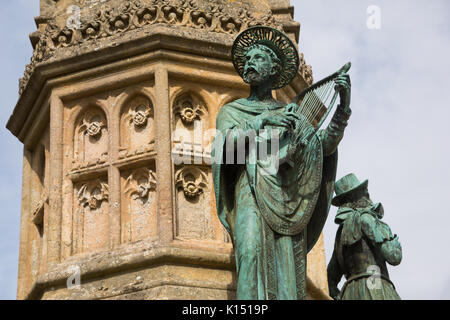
[74,177,109,253]
[77,179,109,210]
[73,105,109,168]
[172,91,211,161]
[174,166,217,241]
[68,96,110,128]
[119,93,155,158]
[121,167,158,243]
[114,88,154,119]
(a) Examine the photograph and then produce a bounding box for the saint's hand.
[260,111,300,130]
[334,73,351,110]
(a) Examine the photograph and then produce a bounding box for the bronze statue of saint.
[327,173,402,300]
[212,26,352,299]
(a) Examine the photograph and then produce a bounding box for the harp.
[282,62,351,161]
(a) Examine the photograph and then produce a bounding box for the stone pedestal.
[8,0,328,300]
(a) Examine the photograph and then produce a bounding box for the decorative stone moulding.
[118,147,155,160]
[18,0,313,96]
[81,118,104,138]
[31,192,49,226]
[74,178,110,254]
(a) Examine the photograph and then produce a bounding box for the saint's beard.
[243,66,271,85]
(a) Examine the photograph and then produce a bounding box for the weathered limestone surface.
[8,0,329,300]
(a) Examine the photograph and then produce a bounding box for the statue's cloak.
[212,99,338,252]
[334,205,393,247]
[332,206,401,300]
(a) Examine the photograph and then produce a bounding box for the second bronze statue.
[327,173,402,300]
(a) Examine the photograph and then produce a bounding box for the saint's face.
[243,47,273,86]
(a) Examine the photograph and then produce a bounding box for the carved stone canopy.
[19,0,287,96]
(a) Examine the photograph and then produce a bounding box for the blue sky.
[0,0,39,300]
[0,0,449,299]
[294,0,450,299]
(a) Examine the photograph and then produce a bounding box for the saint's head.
[231,26,300,90]
[242,44,282,88]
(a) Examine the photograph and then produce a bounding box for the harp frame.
[290,62,352,143]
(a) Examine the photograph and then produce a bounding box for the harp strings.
[296,79,335,129]
[295,91,314,134]
[310,84,326,122]
[289,62,350,146]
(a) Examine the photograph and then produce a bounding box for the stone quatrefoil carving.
[77,180,109,210]
[19,0,291,95]
[175,167,207,200]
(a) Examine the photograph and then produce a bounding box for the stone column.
[154,65,174,244]
[47,94,64,267]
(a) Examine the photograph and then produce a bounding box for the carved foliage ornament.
[19,0,289,95]
[78,180,109,210]
[129,104,152,127]
[124,168,157,201]
[174,94,205,125]
[175,167,207,199]
[79,115,106,138]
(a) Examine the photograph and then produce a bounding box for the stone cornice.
[8,27,237,141]
[16,0,313,96]
[25,243,235,299]
[18,0,284,96]
[8,28,312,143]
[23,242,330,300]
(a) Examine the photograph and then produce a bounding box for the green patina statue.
[327,173,402,300]
[211,26,352,299]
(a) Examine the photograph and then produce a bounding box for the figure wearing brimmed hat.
[211,26,352,299]
[327,173,402,300]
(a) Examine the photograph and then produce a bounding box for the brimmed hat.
[332,173,369,206]
[231,26,300,89]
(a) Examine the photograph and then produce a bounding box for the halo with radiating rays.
[232,26,300,89]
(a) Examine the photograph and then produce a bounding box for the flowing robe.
[212,98,349,299]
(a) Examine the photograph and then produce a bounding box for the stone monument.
[7,0,330,299]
